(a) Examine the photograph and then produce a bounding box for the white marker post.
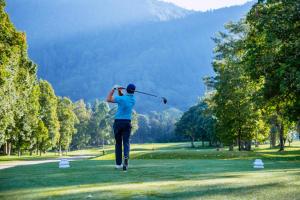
[253,159,264,169]
[59,158,70,168]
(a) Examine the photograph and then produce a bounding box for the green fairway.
[0,143,300,200]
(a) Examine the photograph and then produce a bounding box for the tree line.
[132,108,183,143]
[0,1,140,156]
[1,0,299,155]
[0,0,180,155]
[175,0,299,151]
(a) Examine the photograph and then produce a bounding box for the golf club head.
[162,97,167,104]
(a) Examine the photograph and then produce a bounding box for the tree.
[133,108,182,143]
[88,100,111,146]
[132,114,151,143]
[212,21,263,151]
[27,83,41,155]
[39,80,60,151]
[71,100,91,150]
[34,120,48,156]
[175,101,216,148]
[0,0,17,151]
[0,0,41,156]
[57,97,78,154]
[131,110,139,135]
[244,0,300,150]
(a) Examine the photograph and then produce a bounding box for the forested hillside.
[5,0,253,112]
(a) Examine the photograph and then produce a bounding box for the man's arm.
[107,87,124,103]
[118,88,124,96]
[106,89,115,103]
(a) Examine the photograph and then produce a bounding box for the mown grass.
[2,141,300,162]
[95,141,300,161]
[0,142,299,200]
[0,148,105,162]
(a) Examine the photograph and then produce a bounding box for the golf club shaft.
[117,86,167,104]
[134,90,158,98]
[118,87,162,99]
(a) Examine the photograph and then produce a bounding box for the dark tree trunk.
[190,136,195,148]
[245,140,252,151]
[85,133,88,147]
[17,138,21,157]
[279,122,285,151]
[4,142,8,155]
[238,131,241,151]
[8,142,11,156]
[102,138,105,155]
[270,127,276,148]
[229,144,234,151]
[59,144,62,156]
[36,143,39,155]
[255,140,259,147]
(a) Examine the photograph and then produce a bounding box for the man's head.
[126,84,136,94]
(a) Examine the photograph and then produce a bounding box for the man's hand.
[107,87,116,103]
[117,87,124,96]
[113,85,124,90]
[107,85,125,103]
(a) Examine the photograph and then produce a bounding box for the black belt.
[115,119,131,122]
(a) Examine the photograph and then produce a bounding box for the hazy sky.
[161,0,252,11]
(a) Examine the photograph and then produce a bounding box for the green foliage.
[245,0,300,120]
[71,100,91,150]
[243,0,300,150]
[133,108,182,143]
[88,100,111,146]
[207,0,299,151]
[34,120,48,154]
[211,20,263,150]
[0,1,39,156]
[57,97,78,152]
[175,101,216,147]
[38,80,60,149]
[131,110,139,134]
[0,2,83,156]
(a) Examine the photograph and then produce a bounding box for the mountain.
[5,0,253,113]
[5,0,192,45]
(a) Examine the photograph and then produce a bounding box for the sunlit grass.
[95,141,300,161]
[0,159,299,200]
[1,141,299,162]
[0,141,299,199]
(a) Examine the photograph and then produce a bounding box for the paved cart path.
[0,155,95,170]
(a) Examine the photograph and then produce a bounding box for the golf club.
[135,90,168,104]
[115,86,167,104]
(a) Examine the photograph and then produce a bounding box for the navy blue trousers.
[113,120,131,165]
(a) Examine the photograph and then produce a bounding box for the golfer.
[107,84,136,171]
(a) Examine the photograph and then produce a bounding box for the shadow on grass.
[37,182,282,200]
[146,182,281,199]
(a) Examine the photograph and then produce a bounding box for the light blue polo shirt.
[114,94,136,120]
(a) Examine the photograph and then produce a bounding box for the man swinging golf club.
[107,83,136,171]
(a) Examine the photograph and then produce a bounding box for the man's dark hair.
[126,84,136,94]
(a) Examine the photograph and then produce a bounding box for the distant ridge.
[147,0,193,21]
[6,0,254,112]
